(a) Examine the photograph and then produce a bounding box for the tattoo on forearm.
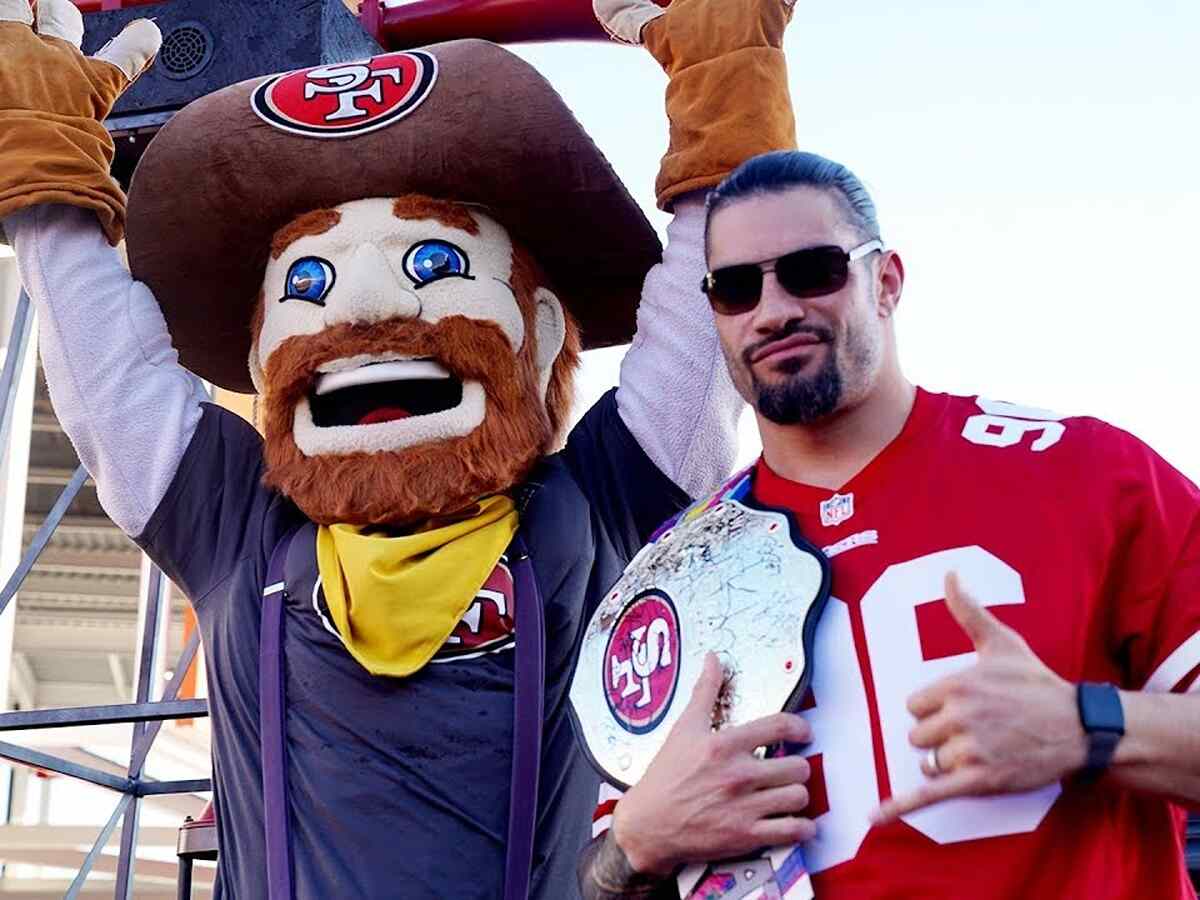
[578,831,677,900]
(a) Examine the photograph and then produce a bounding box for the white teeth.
[314,360,452,397]
[316,353,418,375]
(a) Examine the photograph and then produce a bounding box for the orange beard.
[261,313,561,527]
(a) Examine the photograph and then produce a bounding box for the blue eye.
[402,240,472,288]
[283,257,335,305]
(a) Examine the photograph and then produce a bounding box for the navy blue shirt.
[135,389,687,899]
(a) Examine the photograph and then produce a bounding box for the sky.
[511,1,1200,478]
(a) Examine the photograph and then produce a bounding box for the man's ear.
[532,287,566,401]
[877,250,905,319]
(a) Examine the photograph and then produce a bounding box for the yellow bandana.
[315,495,519,677]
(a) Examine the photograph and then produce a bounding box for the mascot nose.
[325,243,420,326]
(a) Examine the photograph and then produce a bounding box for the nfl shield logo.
[819,492,855,527]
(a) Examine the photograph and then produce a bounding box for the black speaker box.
[81,0,382,187]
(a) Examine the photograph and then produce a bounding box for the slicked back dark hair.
[705,151,882,256]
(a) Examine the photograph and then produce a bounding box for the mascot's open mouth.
[309,359,464,427]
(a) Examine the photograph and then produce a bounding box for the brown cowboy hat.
[126,39,661,393]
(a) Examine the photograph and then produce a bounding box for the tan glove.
[0,0,161,245]
[594,0,798,210]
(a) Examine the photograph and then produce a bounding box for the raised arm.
[6,205,207,536]
[604,0,799,497]
[616,195,739,499]
[0,1,206,536]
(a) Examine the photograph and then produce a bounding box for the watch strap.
[1076,681,1125,774]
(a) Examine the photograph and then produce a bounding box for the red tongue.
[357,407,413,426]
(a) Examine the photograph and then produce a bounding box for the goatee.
[754,349,843,425]
[744,323,842,425]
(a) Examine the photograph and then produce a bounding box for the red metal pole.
[377,0,640,49]
[71,0,164,13]
[360,0,383,43]
[69,0,662,49]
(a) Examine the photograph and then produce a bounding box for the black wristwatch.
[1076,682,1125,775]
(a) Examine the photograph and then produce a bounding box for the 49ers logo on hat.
[603,591,681,735]
[251,51,438,139]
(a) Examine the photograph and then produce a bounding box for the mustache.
[264,315,518,404]
[259,314,542,526]
[742,321,835,367]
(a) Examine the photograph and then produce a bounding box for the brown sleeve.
[0,27,128,244]
[641,0,798,210]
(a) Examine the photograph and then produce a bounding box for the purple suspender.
[258,529,546,900]
[260,528,298,900]
[504,535,544,900]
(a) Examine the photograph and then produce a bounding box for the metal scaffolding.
[0,287,211,897]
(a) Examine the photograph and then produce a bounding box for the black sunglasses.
[702,239,884,316]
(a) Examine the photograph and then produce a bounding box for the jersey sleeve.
[1104,432,1200,693]
[563,388,691,563]
[591,781,625,839]
[134,403,287,606]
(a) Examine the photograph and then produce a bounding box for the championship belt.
[569,471,831,791]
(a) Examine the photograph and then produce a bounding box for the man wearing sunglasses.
[580,148,1200,899]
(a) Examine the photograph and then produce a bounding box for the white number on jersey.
[961,397,1067,452]
[802,546,1061,874]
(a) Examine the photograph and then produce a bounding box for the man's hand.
[612,652,815,877]
[0,0,160,243]
[871,573,1087,825]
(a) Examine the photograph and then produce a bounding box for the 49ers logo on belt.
[251,51,438,138]
[603,591,681,735]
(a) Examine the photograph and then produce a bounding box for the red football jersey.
[750,388,1200,899]
[590,388,1199,899]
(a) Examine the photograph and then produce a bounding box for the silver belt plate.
[569,499,830,789]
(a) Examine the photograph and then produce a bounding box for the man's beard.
[260,316,553,527]
[745,323,842,426]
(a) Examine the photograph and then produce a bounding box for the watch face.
[1078,682,1125,734]
[1078,682,1124,773]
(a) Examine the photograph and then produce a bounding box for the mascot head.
[125,41,659,525]
[252,196,579,524]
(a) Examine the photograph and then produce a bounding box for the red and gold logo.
[251,51,438,138]
[603,591,681,735]
[435,559,516,661]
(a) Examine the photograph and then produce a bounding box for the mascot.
[0,0,795,895]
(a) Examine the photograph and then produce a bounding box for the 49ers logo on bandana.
[313,557,515,663]
[434,558,516,662]
[251,51,438,138]
[603,591,682,735]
